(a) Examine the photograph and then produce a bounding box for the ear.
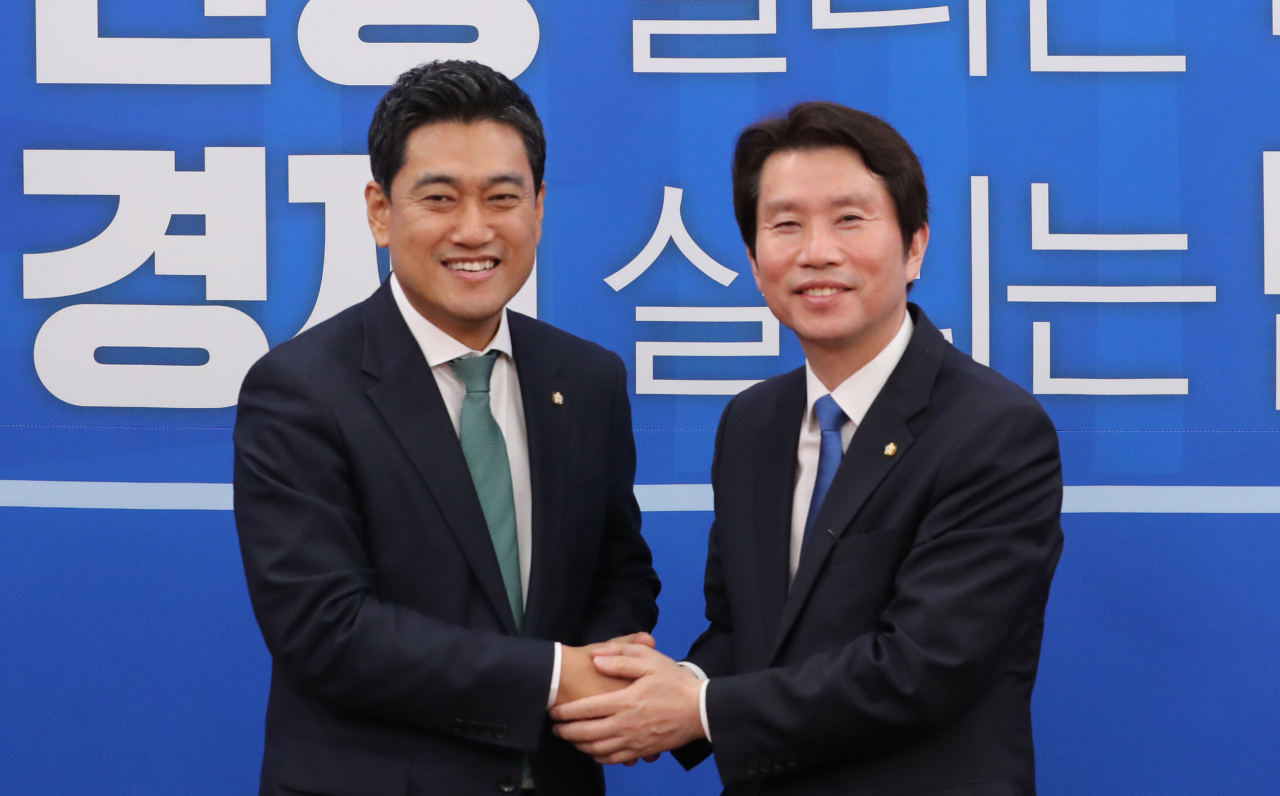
[747,244,763,292]
[904,222,929,283]
[366,180,391,248]
[533,181,546,246]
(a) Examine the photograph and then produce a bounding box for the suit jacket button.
[452,718,465,734]
[788,753,799,768]
[466,720,481,736]
[495,724,508,739]
[481,723,494,738]
[773,755,786,770]
[759,758,772,773]
[746,760,759,776]
[497,774,519,793]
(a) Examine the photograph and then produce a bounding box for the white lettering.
[811,1,949,30]
[1029,0,1185,73]
[35,0,270,84]
[297,0,540,86]
[289,156,382,333]
[205,0,265,16]
[634,0,785,74]
[971,176,990,365]
[635,307,779,395]
[34,304,269,408]
[605,187,739,291]
[969,0,987,76]
[1031,183,1187,251]
[1032,321,1188,395]
[1264,153,1280,293]
[24,148,268,301]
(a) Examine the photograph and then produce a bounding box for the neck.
[803,305,907,392]
[404,292,501,352]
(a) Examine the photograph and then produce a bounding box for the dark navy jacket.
[676,306,1062,796]
[234,281,660,796]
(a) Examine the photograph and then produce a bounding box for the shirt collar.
[390,271,514,367]
[804,310,915,429]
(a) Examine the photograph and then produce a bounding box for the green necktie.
[449,352,523,632]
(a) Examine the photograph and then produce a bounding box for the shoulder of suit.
[243,299,365,387]
[507,311,622,370]
[727,366,806,413]
[934,342,1050,422]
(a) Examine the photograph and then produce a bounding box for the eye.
[489,192,521,206]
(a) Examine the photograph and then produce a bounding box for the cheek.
[505,214,541,245]
[751,243,790,284]
[755,265,789,298]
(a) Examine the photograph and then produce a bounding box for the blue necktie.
[803,394,848,544]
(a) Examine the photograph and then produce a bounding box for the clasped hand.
[551,637,705,765]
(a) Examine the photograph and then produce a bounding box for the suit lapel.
[770,306,947,660]
[754,369,806,647]
[360,284,520,635]
[507,312,569,640]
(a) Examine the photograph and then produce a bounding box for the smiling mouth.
[800,286,848,297]
[445,259,498,273]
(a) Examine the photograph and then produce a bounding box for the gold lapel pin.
[552,391,564,406]
[884,442,898,457]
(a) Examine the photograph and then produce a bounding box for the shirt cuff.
[697,680,712,742]
[547,641,563,710]
[676,662,712,742]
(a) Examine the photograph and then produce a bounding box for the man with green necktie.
[233,60,660,796]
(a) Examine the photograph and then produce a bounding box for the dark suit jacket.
[675,306,1063,796]
[233,281,660,796]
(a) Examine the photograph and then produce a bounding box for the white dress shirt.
[390,274,563,710]
[789,312,914,581]
[686,310,916,744]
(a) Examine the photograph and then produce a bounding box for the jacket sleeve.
[577,353,661,643]
[233,353,555,753]
[672,396,737,771]
[703,399,1064,786]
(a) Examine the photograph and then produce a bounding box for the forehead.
[757,146,889,208]
[396,119,531,182]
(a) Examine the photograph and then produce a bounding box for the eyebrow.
[760,192,877,215]
[482,172,527,190]
[409,173,458,192]
[408,171,527,192]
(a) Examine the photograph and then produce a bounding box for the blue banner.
[3,2,1279,794]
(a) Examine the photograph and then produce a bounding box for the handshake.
[550,634,707,766]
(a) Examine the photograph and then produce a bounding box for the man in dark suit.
[551,102,1062,796]
[233,61,660,796]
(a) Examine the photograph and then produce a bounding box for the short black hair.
[368,60,546,195]
[732,101,928,257]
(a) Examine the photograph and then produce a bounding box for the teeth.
[447,260,497,272]
[803,287,844,296]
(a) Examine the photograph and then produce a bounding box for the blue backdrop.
[3,1,1280,794]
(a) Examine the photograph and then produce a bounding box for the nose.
[451,198,495,248]
[799,222,841,268]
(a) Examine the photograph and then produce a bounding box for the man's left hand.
[549,643,705,764]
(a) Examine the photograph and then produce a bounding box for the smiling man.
[552,102,1064,796]
[233,61,659,796]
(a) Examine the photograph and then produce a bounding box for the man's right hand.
[555,633,655,705]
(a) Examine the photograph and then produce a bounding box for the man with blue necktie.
[552,102,1064,796]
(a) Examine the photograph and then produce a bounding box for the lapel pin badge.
[884,442,898,457]
[552,391,564,406]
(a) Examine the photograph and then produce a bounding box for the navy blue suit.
[234,281,660,796]
[676,306,1063,796]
